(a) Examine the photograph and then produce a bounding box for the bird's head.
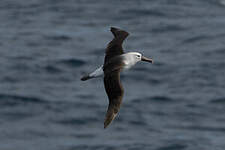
[128,52,153,64]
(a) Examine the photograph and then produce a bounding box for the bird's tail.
[80,74,92,81]
[81,66,103,81]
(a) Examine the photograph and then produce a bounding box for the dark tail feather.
[81,75,91,81]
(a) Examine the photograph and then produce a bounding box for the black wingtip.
[104,121,110,129]
[104,125,107,129]
[110,27,129,39]
[110,27,118,37]
[110,27,118,31]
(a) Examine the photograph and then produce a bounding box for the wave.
[43,34,72,41]
[151,25,186,33]
[121,9,166,17]
[57,58,86,67]
[182,35,211,44]
[170,125,225,132]
[53,117,99,126]
[44,65,63,74]
[0,93,47,106]
[156,144,187,150]
[209,98,225,104]
[148,96,174,102]
[131,96,174,104]
[219,0,225,6]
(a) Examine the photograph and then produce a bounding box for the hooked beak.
[141,56,153,64]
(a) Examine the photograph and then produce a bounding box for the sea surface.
[0,0,225,150]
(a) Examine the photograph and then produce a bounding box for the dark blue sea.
[1,0,225,150]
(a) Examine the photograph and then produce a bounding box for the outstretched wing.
[103,70,124,128]
[104,27,129,64]
[103,27,128,128]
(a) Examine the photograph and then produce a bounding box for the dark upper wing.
[103,70,124,128]
[104,27,129,64]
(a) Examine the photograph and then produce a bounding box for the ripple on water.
[0,94,49,121]
[44,65,63,74]
[121,9,166,17]
[151,25,186,33]
[0,93,47,106]
[170,125,225,133]
[128,120,147,126]
[182,34,214,44]
[130,96,174,105]
[43,34,72,41]
[156,144,187,150]
[57,58,86,68]
[219,0,225,6]
[209,97,225,104]
[147,96,174,103]
[53,117,99,126]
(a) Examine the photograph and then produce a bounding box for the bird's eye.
[137,55,140,58]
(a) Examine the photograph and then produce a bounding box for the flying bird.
[81,27,153,128]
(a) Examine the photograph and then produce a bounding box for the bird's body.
[81,27,153,128]
[83,52,145,79]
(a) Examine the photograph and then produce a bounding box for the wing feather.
[104,27,129,64]
[103,70,124,128]
[103,27,128,128]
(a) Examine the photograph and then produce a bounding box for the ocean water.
[0,0,225,150]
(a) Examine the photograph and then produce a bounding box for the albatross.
[81,27,153,128]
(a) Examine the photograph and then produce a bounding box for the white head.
[126,52,153,63]
[128,52,142,61]
[123,52,153,69]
